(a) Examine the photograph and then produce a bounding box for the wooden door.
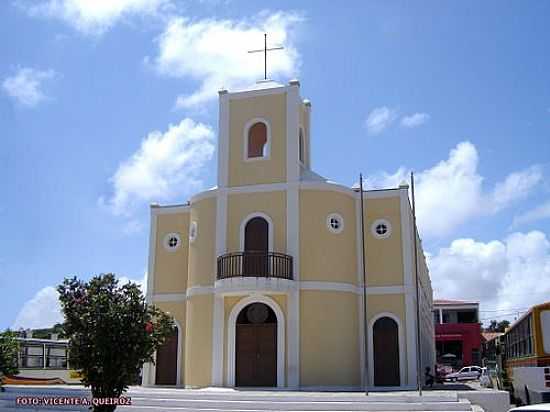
[244,217,268,276]
[235,324,277,386]
[373,317,400,386]
[155,330,178,385]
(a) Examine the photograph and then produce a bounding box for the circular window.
[371,219,392,239]
[247,303,269,324]
[326,213,344,234]
[189,221,198,243]
[163,232,181,251]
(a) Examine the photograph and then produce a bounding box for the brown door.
[235,303,277,387]
[236,324,277,386]
[373,317,400,386]
[155,330,178,385]
[244,217,269,276]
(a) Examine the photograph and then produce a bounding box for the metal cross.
[248,33,284,80]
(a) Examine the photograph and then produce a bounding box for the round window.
[371,219,392,239]
[326,213,344,234]
[189,221,198,243]
[163,233,181,251]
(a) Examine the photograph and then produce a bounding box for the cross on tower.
[248,33,284,81]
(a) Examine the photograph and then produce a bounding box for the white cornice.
[151,204,190,215]
[152,281,410,303]
[226,85,288,100]
[184,181,403,207]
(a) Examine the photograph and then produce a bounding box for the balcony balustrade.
[216,251,293,280]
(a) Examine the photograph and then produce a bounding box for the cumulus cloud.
[22,0,172,35]
[429,231,550,323]
[365,106,397,135]
[2,67,55,107]
[401,112,430,128]
[100,118,215,216]
[12,274,146,330]
[151,11,303,108]
[12,287,64,330]
[365,141,542,238]
[511,200,550,228]
[490,166,543,212]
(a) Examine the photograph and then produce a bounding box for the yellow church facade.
[142,79,435,390]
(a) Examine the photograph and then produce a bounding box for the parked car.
[508,404,550,411]
[444,366,482,382]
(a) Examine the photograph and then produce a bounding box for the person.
[425,366,434,388]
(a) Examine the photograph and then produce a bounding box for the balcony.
[216,251,293,280]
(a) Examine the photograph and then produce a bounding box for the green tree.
[58,274,174,412]
[486,319,511,333]
[0,330,20,391]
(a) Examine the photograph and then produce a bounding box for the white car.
[509,404,550,411]
[444,366,482,382]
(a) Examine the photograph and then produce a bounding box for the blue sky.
[1,1,549,329]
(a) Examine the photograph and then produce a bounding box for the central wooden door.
[244,217,269,276]
[235,303,277,386]
[373,317,400,386]
[155,329,178,385]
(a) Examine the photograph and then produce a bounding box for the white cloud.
[23,0,172,35]
[401,112,430,128]
[490,166,542,212]
[512,200,550,228]
[151,12,303,108]
[13,287,64,330]
[365,141,542,238]
[100,118,215,216]
[429,231,550,323]
[365,106,397,135]
[2,67,55,107]
[12,274,147,330]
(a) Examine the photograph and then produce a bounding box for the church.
[141,78,435,390]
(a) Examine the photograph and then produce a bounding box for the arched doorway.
[373,316,400,386]
[243,216,269,276]
[235,302,277,386]
[155,327,178,385]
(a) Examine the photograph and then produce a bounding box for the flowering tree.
[0,330,20,391]
[58,274,174,412]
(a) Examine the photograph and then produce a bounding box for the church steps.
[128,397,473,411]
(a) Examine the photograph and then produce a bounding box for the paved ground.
[0,383,499,412]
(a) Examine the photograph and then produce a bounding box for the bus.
[502,302,550,405]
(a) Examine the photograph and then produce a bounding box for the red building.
[433,299,482,367]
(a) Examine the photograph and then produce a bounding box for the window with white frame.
[246,121,268,158]
[189,221,198,243]
[326,213,344,234]
[299,127,305,164]
[163,232,182,251]
[371,219,392,239]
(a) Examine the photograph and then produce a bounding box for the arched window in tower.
[299,128,305,164]
[247,121,268,158]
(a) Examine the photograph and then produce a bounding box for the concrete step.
[129,390,461,403]
[126,398,473,411]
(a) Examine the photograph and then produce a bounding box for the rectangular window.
[45,345,68,369]
[19,344,44,368]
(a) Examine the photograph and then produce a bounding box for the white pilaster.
[286,80,300,183]
[212,183,228,385]
[142,206,158,386]
[211,294,224,386]
[286,82,301,387]
[217,89,229,188]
